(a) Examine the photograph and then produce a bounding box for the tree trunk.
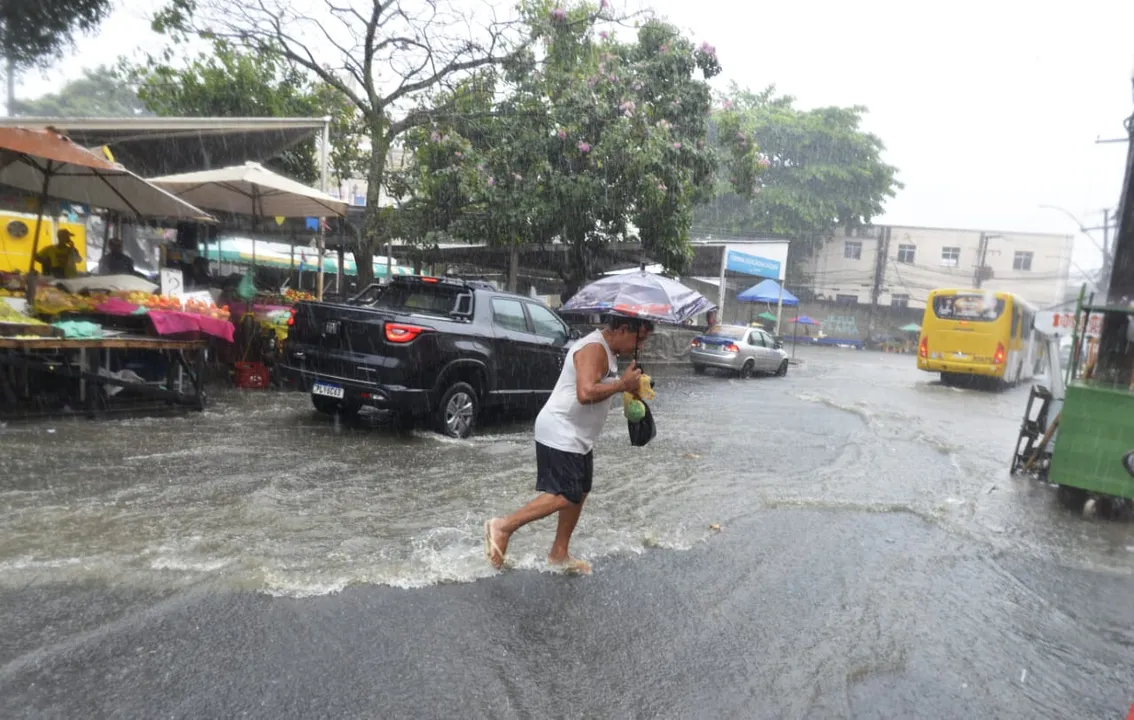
[356,129,389,288]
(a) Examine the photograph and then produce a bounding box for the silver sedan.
[690,325,790,378]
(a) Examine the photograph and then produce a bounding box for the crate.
[233,361,270,389]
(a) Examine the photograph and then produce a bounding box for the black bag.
[627,400,656,447]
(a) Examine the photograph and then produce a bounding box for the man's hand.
[618,360,643,394]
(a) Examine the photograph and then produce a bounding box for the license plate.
[323,321,340,335]
[312,382,344,399]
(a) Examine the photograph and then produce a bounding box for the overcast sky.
[15,0,1134,273]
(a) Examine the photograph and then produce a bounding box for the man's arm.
[574,343,638,405]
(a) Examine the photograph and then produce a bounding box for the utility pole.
[974,232,989,288]
[866,226,890,344]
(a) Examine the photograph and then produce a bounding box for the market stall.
[0,296,213,416]
[148,162,349,388]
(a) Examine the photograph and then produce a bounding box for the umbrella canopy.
[561,269,716,324]
[899,322,922,332]
[0,127,215,221]
[737,279,799,306]
[149,161,348,218]
[757,311,779,322]
[790,315,821,326]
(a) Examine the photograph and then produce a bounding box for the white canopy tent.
[149,162,349,298]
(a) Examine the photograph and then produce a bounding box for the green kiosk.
[1012,103,1134,505]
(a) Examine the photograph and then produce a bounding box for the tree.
[151,0,592,286]
[12,66,148,117]
[125,41,365,188]
[693,84,902,272]
[391,5,760,294]
[1,0,113,113]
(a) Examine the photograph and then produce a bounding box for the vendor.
[98,237,136,275]
[187,256,211,290]
[34,229,82,279]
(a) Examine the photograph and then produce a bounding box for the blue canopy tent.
[737,279,798,334]
[737,279,799,305]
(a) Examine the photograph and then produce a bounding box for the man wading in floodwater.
[485,316,653,574]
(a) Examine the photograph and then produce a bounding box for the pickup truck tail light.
[385,323,428,343]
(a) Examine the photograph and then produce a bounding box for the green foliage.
[11,66,148,117]
[124,40,365,186]
[694,84,902,268]
[0,0,112,70]
[393,2,756,287]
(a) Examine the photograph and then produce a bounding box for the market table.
[0,334,209,417]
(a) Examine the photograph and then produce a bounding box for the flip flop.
[484,519,506,569]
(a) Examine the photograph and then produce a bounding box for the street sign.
[1035,311,1103,337]
[725,250,781,279]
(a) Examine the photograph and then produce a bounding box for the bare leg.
[548,493,588,567]
[487,493,572,569]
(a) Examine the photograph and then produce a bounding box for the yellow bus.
[917,288,1041,388]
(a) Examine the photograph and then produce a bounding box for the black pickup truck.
[280,275,580,438]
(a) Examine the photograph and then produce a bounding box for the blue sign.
[726,249,782,279]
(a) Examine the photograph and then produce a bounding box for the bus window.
[1011,309,1020,338]
[932,294,1006,321]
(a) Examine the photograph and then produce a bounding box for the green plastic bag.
[52,320,104,339]
[236,273,257,300]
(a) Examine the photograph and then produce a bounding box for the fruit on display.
[183,296,231,321]
[0,300,48,326]
[0,271,27,297]
[33,286,82,314]
[283,288,316,302]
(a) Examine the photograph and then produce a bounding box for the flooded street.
[3,348,1134,717]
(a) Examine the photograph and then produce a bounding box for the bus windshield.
[931,294,1006,322]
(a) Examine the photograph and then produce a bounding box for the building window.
[891,293,910,309]
[1013,251,1033,271]
[844,241,862,260]
[940,246,961,268]
[897,244,916,264]
[835,294,858,305]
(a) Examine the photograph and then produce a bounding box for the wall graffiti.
[824,314,860,337]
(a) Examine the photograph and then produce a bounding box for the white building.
[805,224,1074,310]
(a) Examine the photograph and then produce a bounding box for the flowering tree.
[397,2,763,294]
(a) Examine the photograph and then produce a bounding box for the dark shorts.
[535,442,593,505]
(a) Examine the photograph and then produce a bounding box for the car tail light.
[993,342,1006,365]
[691,338,701,348]
[421,276,439,284]
[918,335,928,359]
[385,323,428,343]
[724,343,739,353]
[287,307,297,327]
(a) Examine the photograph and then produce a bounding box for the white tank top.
[533,330,619,454]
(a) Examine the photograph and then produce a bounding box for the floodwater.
[2,347,1133,717]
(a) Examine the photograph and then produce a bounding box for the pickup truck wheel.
[436,382,479,439]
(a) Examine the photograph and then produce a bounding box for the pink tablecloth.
[92,300,235,342]
[95,298,143,316]
[148,310,235,342]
